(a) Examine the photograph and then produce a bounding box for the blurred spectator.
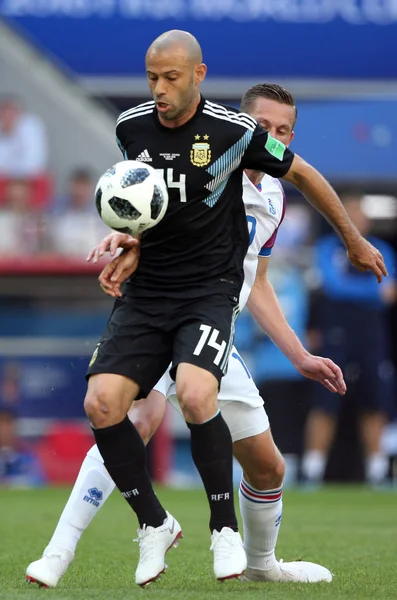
[49,168,109,257]
[301,195,397,487]
[0,362,21,480]
[0,178,45,255]
[0,96,49,178]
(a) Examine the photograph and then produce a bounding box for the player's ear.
[195,63,207,85]
[288,131,295,145]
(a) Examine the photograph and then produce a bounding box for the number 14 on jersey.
[156,168,187,203]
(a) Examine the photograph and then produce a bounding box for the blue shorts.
[312,315,395,417]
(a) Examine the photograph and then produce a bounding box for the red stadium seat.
[34,422,93,484]
[0,174,53,209]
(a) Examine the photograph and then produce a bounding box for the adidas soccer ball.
[95,161,168,235]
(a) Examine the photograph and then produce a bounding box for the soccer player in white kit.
[26,84,346,588]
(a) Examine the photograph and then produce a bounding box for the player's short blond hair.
[240,83,297,126]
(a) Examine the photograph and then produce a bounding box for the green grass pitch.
[0,486,396,599]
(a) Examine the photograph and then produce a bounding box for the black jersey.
[116,96,294,299]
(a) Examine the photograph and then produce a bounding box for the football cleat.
[210,527,247,581]
[242,559,333,583]
[134,511,182,587]
[26,548,74,588]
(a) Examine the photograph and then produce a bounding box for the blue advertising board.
[0,355,89,419]
[289,99,397,180]
[224,98,397,180]
[1,0,397,78]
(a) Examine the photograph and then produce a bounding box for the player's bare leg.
[176,363,247,581]
[234,428,331,583]
[25,391,171,588]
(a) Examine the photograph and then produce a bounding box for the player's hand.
[86,232,139,263]
[346,236,388,283]
[294,353,346,395]
[98,248,139,298]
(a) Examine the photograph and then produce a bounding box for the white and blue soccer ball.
[95,160,168,235]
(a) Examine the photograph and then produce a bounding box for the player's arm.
[242,126,388,282]
[86,231,139,263]
[96,250,138,298]
[86,231,140,298]
[247,257,346,395]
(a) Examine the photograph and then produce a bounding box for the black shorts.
[86,293,239,398]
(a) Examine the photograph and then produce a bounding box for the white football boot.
[210,527,247,581]
[135,511,182,587]
[242,559,333,583]
[26,548,74,588]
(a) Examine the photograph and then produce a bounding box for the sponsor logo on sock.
[83,487,103,507]
[122,488,139,499]
[275,512,282,527]
[136,149,152,162]
[211,493,230,501]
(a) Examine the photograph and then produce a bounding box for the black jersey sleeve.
[241,123,294,178]
[115,120,128,158]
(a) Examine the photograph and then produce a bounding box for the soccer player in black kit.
[83,31,387,586]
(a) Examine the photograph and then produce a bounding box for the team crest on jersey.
[190,134,211,167]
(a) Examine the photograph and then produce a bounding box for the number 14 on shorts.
[193,325,226,366]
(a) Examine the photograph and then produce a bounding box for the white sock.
[365,452,389,484]
[301,450,327,482]
[45,444,115,555]
[239,477,283,571]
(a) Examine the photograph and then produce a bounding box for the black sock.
[92,416,166,528]
[187,411,238,532]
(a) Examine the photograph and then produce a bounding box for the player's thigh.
[128,389,167,444]
[173,293,239,392]
[86,296,173,400]
[233,427,285,488]
[218,346,268,442]
[220,398,269,446]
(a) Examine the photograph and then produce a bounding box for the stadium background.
[0,0,397,489]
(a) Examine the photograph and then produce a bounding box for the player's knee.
[246,452,285,490]
[84,390,124,428]
[84,391,108,426]
[272,453,286,485]
[178,387,217,424]
[265,453,285,488]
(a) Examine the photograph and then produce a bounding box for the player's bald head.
[146,30,207,126]
[146,30,203,66]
